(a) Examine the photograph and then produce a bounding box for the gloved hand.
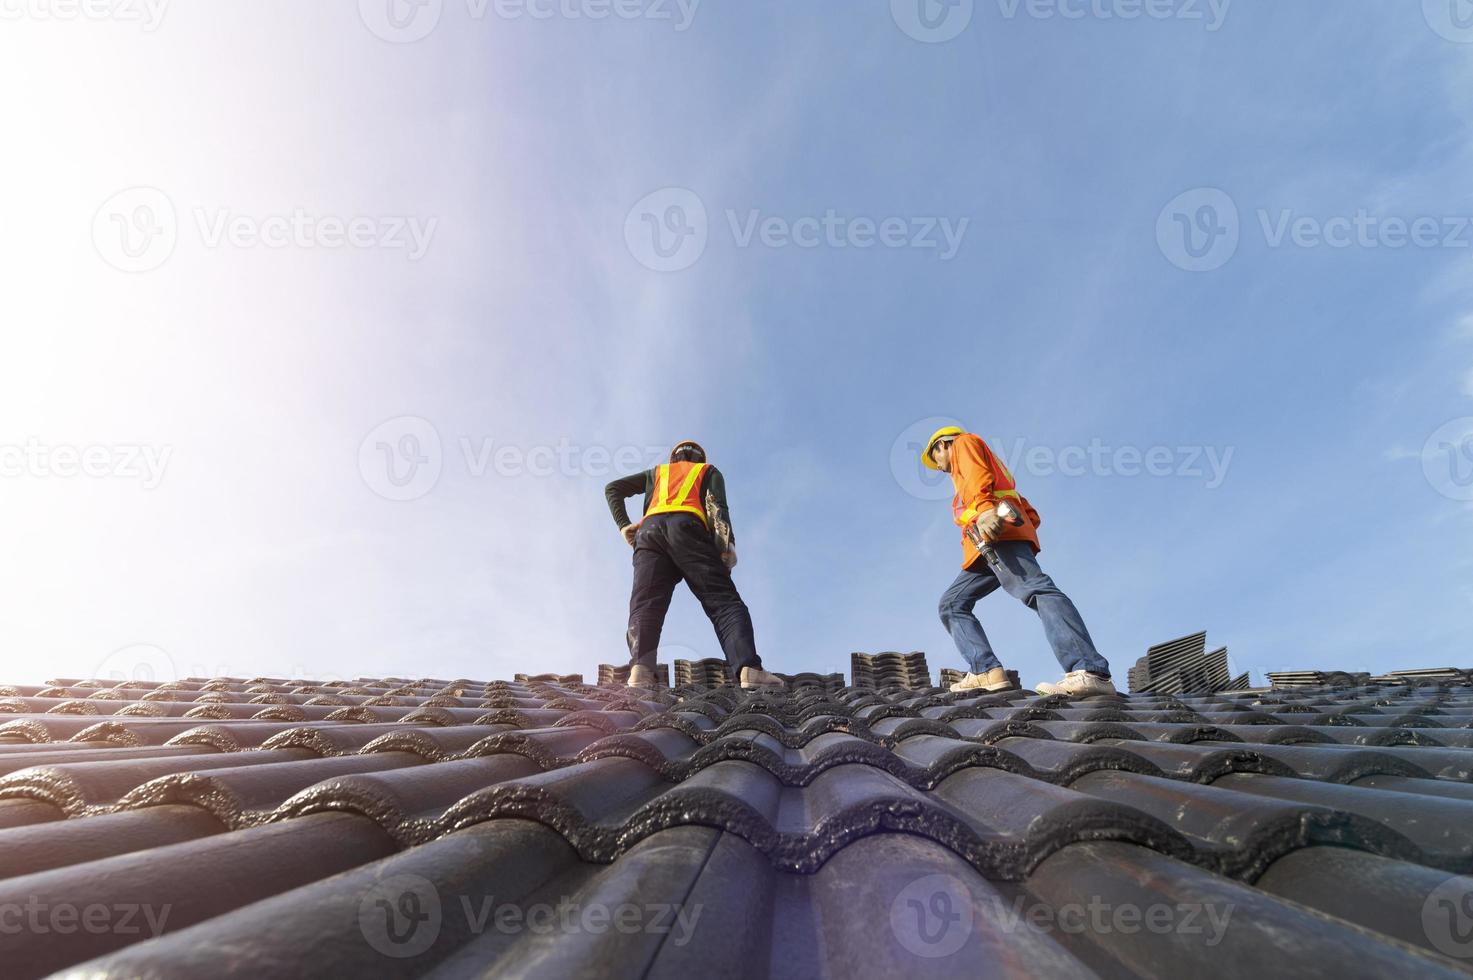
[974,509,1005,541]
[721,549,738,569]
[622,525,638,547]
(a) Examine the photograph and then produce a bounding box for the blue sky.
[2,0,1471,687]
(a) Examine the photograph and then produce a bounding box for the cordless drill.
[965,500,1026,564]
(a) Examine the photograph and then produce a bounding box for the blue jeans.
[938,540,1110,677]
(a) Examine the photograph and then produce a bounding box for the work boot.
[739,666,785,690]
[626,665,657,689]
[949,667,1012,693]
[1034,671,1116,698]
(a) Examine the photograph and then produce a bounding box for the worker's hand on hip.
[721,548,738,569]
[622,525,638,547]
[974,510,1005,541]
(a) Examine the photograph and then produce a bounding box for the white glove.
[721,549,738,569]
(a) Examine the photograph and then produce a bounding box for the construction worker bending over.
[605,440,783,691]
[923,426,1115,697]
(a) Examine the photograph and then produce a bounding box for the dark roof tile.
[0,676,1468,977]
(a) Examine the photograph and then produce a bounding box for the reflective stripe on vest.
[953,447,1023,525]
[646,462,710,526]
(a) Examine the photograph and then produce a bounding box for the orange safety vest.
[951,459,1024,527]
[644,461,710,526]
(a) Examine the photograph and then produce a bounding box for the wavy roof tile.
[0,673,1470,977]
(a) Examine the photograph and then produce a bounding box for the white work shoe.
[739,666,785,690]
[949,668,1012,693]
[626,665,657,689]
[1034,670,1116,698]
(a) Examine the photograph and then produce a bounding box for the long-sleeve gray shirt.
[605,466,735,548]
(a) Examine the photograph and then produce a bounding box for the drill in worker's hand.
[966,501,1025,565]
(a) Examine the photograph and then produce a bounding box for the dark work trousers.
[627,512,761,677]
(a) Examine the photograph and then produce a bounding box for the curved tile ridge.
[0,765,91,815]
[264,754,546,846]
[0,720,54,743]
[634,710,883,748]
[436,759,1196,881]
[113,771,248,827]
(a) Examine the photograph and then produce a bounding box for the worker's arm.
[950,435,999,527]
[604,470,653,529]
[703,466,736,551]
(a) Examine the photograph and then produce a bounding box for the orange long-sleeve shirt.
[949,433,1041,568]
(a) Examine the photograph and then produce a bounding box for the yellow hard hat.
[921,426,965,470]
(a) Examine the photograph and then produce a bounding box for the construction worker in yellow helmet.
[922,425,1115,697]
[604,440,784,691]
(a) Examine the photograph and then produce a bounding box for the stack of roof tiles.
[673,658,732,688]
[850,651,932,690]
[3,674,1473,977]
[1377,668,1473,687]
[1269,670,1375,690]
[772,671,846,693]
[514,673,583,685]
[1127,632,1249,695]
[596,663,669,687]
